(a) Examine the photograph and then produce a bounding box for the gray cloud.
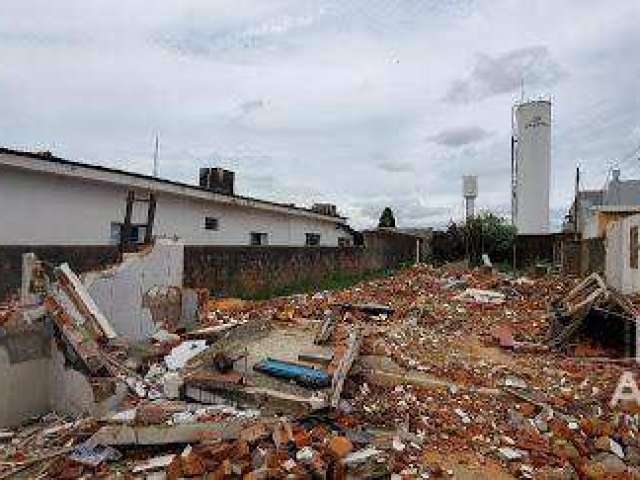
[429,126,492,147]
[445,46,565,104]
[0,0,638,231]
[238,99,265,115]
[377,160,414,173]
[357,198,452,227]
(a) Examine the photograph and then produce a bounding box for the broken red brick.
[328,436,353,459]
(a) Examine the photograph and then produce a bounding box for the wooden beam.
[330,329,362,408]
[144,193,156,244]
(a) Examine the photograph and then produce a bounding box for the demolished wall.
[0,329,126,428]
[83,239,184,340]
[0,329,50,427]
[2,233,418,302]
[0,245,120,301]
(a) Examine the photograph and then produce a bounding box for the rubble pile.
[0,262,639,478]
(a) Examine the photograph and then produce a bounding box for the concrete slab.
[91,419,246,446]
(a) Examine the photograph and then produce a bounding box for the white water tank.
[513,100,551,234]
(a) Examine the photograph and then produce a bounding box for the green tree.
[465,212,517,265]
[378,207,396,228]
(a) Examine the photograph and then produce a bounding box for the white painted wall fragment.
[83,239,184,341]
[605,214,640,294]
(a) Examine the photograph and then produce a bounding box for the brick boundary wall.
[0,246,120,300]
[184,230,418,297]
[584,238,605,276]
[183,246,370,297]
[0,230,418,300]
[514,234,564,269]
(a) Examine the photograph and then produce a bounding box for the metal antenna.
[153,132,159,177]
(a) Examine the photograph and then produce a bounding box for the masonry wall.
[184,231,417,297]
[0,245,120,300]
[584,238,606,276]
[514,234,563,269]
[560,237,606,277]
[0,329,127,428]
[562,239,582,275]
[1,231,417,300]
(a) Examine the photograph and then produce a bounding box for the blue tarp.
[253,357,331,389]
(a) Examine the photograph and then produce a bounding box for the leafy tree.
[432,212,516,266]
[465,212,517,265]
[378,207,396,228]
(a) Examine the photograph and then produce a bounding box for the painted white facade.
[605,213,640,294]
[0,151,350,246]
[513,100,551,235]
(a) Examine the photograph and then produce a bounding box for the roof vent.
[311,203,338,217]
[199,168,234,195]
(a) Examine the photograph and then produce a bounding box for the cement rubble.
[0,262,639,478]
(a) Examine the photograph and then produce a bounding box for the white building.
[0,148,353,247]
[566,169,640,239]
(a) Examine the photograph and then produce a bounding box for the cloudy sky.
[1,0,639,229]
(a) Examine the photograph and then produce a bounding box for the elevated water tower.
[462,175,478,222]
[511,99,551,234]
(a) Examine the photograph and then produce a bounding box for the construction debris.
[2,257,640,478]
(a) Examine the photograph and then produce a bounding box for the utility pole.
[153,132,159,177]
[574,166,580,239]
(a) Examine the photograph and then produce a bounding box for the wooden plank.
[144,193,156,244]
[57,263,117,339]
[330,329,362,408]
[314,312,336,345]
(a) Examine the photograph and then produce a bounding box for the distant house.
[0,147,354,247]
[564,169,640,239]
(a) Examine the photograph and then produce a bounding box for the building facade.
[565,169,640,239]
[0,148,353,247]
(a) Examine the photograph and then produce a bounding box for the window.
[338,237,352,247]
[204,217,219,231]
[305,233,321,246]
[250,232,268,246]
[110,222,142,244]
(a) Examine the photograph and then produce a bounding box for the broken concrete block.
[165,340,208,371]
[163,372,183,399]
[132,454,176,474]
[68,441,121,468]
[497,447,524,462]
[342,448,381,466]
[296,446,315,463]
[91,420,245,446]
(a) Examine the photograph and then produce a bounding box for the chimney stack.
[311,203,338,217]
[199,167,235,195]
